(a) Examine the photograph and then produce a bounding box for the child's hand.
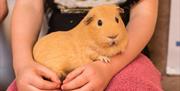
[15,60,61,91]
[61,61,113,91]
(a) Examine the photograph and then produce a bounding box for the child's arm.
[109,0,158,77]
[0,0,8,23]
[11,0,60,91]
[61,0,158,90]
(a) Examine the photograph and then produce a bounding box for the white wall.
[167,0,180,75]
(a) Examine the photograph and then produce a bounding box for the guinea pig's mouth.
[109,40,118,47]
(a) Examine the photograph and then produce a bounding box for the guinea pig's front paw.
[97,56,111,63]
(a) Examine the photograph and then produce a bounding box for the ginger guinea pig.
[33,4,128,79]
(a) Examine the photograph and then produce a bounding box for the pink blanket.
[7,54,163,91]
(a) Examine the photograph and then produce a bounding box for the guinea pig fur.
[33,4,128,80]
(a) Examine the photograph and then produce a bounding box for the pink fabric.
[105,54,163,91]
[7,54,163,91]
[7,80,17,91]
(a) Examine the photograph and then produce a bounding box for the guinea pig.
[33,4,128,80]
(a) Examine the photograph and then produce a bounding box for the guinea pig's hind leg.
[57,71,67,81]
[96,56,111,63]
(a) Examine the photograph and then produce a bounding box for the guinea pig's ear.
[117,7,124,14]
[83,15,95,25]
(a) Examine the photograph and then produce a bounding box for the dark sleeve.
[44,0,56,12]
[119,0,140,25]
[46,0,140,33]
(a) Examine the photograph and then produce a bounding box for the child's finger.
[61,73,89,90]
[41,90,61,91]
[28,85,61,91]
[38,65,61,84]
[71,83,94,91]
[30,76,60,90]
[63,66,85,84]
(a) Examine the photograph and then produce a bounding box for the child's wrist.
[96,61,115,78]
[13,58,35,75]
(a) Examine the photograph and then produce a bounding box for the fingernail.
[63,80,67,84]
[61,86,64,90]
[63,78,70,83]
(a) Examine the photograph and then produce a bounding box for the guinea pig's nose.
[108,35,118,39]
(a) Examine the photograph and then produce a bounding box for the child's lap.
[7,54,162,91]
[105,54,163,91]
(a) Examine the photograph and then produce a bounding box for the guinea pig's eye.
[97,20,103,26]
[115,17,119,23]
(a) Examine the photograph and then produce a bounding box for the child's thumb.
[38,66,61,84]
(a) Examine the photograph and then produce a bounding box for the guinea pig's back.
[33,32,81,73]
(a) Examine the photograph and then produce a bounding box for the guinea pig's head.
[82,4,127,48]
